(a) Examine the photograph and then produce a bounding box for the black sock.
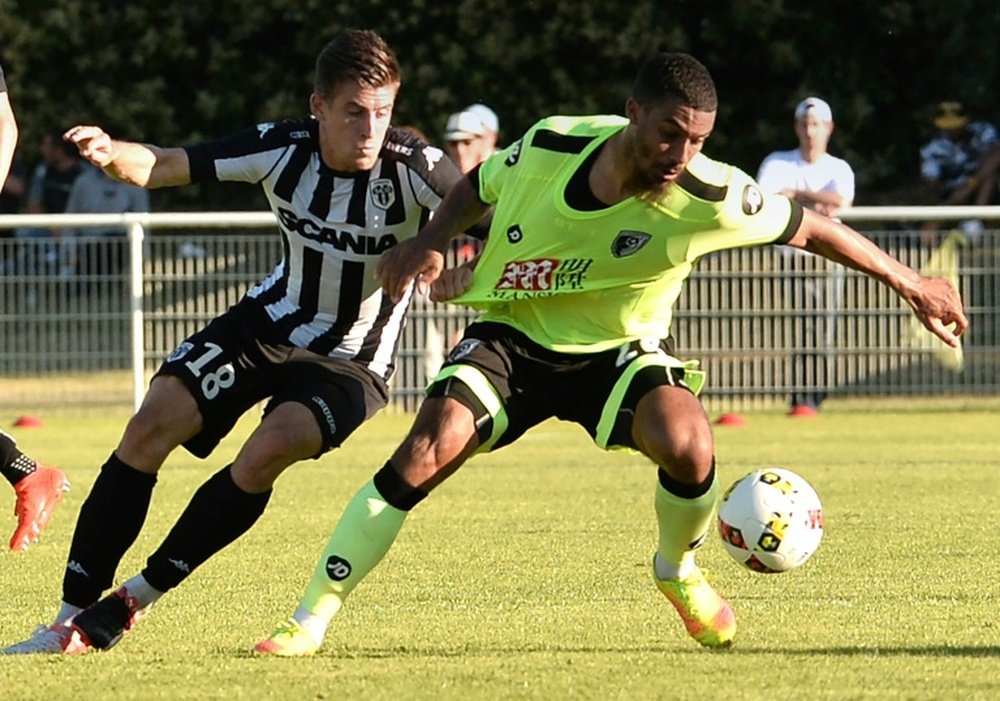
[657,459,716,499]
[0,431,36,486]
[63,453,157,608]
[373,461,427,511]
[142,465,271,593]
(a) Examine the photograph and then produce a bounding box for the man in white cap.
[443,104,500,175]
[758,97,854,218]
[466,103,499,145]
[757,96,855,417]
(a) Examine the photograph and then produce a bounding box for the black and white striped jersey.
[186,119,461,379]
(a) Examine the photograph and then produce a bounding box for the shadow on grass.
[740,645,1000,658]
[230,643,1000,660]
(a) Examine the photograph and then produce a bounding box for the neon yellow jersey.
[453,115,803,353]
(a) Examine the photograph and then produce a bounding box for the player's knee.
[120,404,189,464]
[638,422,714,481]
[392,400,476,485]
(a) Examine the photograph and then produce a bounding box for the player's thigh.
[266,358,388,458]
[118,375,203,462]
[427,324,552,454]
[155,315,274,458]
[592,342,708,454]
[238,400,324,469]
[630,383,714,469]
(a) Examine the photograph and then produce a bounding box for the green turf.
[1,399,998,700]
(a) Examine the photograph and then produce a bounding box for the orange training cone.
[714,412,747,427]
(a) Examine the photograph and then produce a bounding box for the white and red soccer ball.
[717,468,824,573]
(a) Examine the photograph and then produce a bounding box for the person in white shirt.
[757,97,855,416]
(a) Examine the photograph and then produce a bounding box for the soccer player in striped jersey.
[0,64,72,552]
[2,29,461,655]
[256,52,967,655]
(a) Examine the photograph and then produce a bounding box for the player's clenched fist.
[429,264,474,303]
[376,237,445,303]
[63,125,116,167]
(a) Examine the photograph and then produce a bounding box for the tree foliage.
[1,0,997,210]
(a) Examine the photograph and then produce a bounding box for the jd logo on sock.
[325,555,352,581]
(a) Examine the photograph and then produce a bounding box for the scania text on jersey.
[276,207,399,255]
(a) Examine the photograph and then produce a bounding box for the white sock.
[121,573,164,610]
[654,551,697,580]
[55,602,83,625]
[292,605,328,646]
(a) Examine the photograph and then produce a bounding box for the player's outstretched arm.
[377,176,490,302]
[786,208,968,347]
[63,125,190,189]
[0,90,17,194]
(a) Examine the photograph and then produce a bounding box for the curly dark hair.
[631,53,717,112]
[314,29,401,96]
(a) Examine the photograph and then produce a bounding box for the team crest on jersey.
[449,338,482,361]
[742,184,764,215]
[611,230,651,258]
[370,179,396,210]
[166,341,194,362]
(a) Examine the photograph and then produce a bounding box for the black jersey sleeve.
[184,118,315,185]
[383,126,462,206]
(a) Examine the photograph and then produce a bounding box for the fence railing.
[2,207,999,413]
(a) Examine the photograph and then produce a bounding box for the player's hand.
[377,238,444,303]
[909,276,968,348]
[63,125,116,168]
[429,264,473,302]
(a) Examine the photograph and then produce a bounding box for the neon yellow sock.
[299,479,408,622]
[653,474,719,580]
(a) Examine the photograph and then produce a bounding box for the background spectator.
[62,166,150,280]
[757,97,855,416]
[14,130,90,277]
[24,130,88,218]
[443,104,500,176]
[919,101,1000,240]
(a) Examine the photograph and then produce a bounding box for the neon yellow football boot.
[653,561,736,648]
[253,619,320,657]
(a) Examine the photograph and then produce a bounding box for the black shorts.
[154,300,388,459]
[427,321,705,454]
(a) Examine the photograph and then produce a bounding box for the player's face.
[311,80,399,171]
[626,96,715,192]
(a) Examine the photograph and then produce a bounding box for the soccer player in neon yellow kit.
[258,52,967,654]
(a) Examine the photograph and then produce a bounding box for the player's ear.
[309,92,325,119]
[625,97,640,125]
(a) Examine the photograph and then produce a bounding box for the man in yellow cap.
[920,101,1000,240]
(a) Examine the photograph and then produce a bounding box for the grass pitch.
[1,398,998,700]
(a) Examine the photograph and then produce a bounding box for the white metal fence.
[2,208,998,413]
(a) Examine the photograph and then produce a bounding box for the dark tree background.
[1,0,997,211]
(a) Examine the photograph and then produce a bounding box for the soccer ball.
[717,468,823,573]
